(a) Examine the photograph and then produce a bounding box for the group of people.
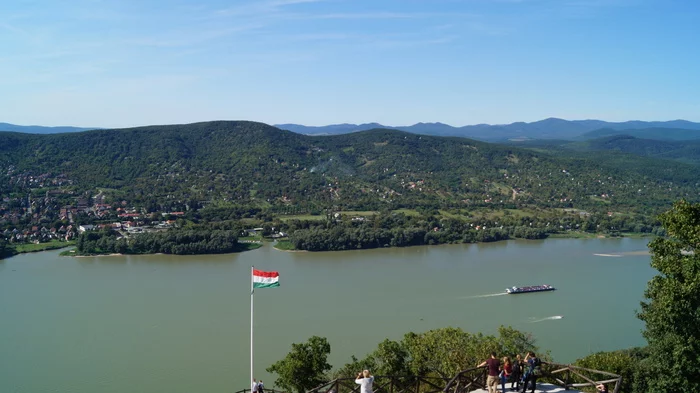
[251,379,265,393]
[259,365,607,393]
[477,351,542,393]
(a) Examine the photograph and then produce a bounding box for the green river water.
[0,237,655,393]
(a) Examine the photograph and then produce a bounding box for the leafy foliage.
[75,228,240,255]
[266,336,332,393]
[637,199,700,393]
[332,326,539,380]
[0,237,14,259]
[573,348,649,393]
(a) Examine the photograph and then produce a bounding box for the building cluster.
[0,177,185,245]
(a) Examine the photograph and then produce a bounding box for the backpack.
[531,358,542,377]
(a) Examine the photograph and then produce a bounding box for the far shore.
[13,231,653,258]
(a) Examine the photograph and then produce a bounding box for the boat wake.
[460,292,507,299]
[618,250,650,256]
[528,315,563,323]
[593,253,623,257]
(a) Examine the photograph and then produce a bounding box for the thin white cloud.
[214,0,324,17]
[270,0,325,5]
[369,35,459,49]
[0,22,25,34]
[311,12,424,19]
[126,24,264,48]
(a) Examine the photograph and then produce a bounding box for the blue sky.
[1,0,699,128]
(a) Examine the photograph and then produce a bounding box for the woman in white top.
[355,370,374,393]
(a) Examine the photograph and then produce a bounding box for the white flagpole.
[250,265,254,387]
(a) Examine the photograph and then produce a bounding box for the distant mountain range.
[4,118,700,141]
[276,118,700,141]
[0,122,98,134]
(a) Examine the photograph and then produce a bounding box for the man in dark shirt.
[478,352,501,393]
[521,352,540,393]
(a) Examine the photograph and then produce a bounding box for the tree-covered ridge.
[510,135,700,166]
[4,120,696,210]
[580,127,700,141]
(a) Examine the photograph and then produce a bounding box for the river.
[0,237,655,393]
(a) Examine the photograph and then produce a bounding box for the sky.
[1,0,699,128]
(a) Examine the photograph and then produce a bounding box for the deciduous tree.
[266,336,332,393]
[638,199,700,393]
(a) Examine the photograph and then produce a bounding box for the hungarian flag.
[253,269,280,288]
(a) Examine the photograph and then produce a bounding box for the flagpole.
[251,265,254,387]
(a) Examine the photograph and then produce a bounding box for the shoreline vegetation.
[4,240,76,258]
[60,241,262,257]
[18,230,653,258]
[7,220,658,257]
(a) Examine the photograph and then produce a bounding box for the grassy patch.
[589,195,612,204]
[437,210,466,219]
[279,214,326,222]
[391,208,420,217]
[12,240,75,253]
[340,210,377,217]
[274,240,295,251]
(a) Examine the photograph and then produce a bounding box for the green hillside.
[1,121,697,216]
[581,127,700,141]
[509,135,700,166]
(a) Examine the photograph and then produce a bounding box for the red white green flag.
[253,269,280,288]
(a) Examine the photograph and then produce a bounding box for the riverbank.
[274,231,654,252]
[59,241,262,257]
[8,240,76,256]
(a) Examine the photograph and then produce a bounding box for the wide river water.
[0,238,655,393]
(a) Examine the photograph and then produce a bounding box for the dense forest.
[75,228,243,255]
[0,121,698,254]
[509,134,700,166]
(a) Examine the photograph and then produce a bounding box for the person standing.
[258,380,265,393]
[355,370,374,393]
[500,356,512,393]
[521,352,541,393]
[478,352,501,393]
[510,354,522,391]
[251,379,259,393]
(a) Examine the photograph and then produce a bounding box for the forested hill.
[508,135,700,166]
[0,122,97,134]
[580,127,700,141]
[1,121,698,216]
[276,118,700,141]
